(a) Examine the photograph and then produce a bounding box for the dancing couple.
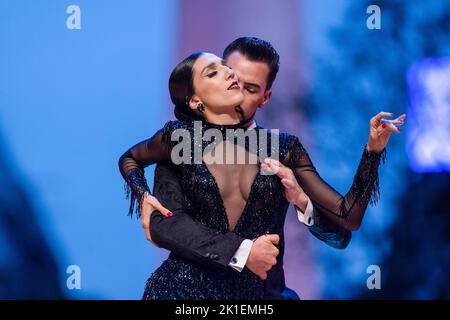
[118,37,406,299]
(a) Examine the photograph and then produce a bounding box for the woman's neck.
[204,111,241,125]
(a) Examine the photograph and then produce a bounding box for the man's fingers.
[273,247,280,257]
[263,158,280,175]
[264,158,289,178]
[270,257,278,266]
[266,234,280,245]
[265,158,284,168]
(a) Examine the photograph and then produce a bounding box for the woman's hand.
[261,158,309,212]
[140,192,173,247]
[367,112,406,153]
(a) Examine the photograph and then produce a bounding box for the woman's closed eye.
[207,71,218,78]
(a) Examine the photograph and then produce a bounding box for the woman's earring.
[197,103,205,113]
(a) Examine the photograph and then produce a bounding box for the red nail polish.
[382,123,387,128]
[167,212,173,217]
[398,127,401,132]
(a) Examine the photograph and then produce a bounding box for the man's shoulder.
[254,125,303,161]
[254,125,299,145]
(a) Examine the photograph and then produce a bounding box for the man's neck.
[242,118,256,129]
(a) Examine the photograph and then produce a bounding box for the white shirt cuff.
[228,239,253,272]
[295,198,314,226]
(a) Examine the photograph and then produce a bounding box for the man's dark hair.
[223,36,280,90]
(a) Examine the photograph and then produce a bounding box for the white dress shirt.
[228,121,315,272]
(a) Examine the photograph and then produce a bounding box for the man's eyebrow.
[244,82,261,90]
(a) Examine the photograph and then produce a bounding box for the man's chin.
[241,109,258,127]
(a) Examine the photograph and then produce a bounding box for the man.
[143,37,351,299]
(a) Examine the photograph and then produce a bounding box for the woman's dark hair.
[169,51,204,121]
[222,37,279,90]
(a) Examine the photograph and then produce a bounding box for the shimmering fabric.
[118,119,386,300]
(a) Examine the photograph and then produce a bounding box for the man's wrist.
[294,194,309,212]
[295,198,314,226]
[228,239,253,272]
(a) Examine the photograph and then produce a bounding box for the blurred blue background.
[0,0,449,299]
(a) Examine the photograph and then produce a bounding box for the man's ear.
[259,89,272,109]
[188,95,201,111]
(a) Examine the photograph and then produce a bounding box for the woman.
[118,51,405,299]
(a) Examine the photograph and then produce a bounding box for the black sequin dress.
[118,119,385,300]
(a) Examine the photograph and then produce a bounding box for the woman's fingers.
[144,192,173,217]
[379,122,399,137]
[381,119,405,126]
[156,204,173,217]
[150,200,173,217]
[140,207,157,244]
[377,112,407,133]
[373,112,394,124]
[143,221,160,248]
[378,113,407,127]
[387,121,401,133]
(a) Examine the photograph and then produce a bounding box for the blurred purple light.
[407,57,450,173]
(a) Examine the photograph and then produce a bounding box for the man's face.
[225,51,272,124]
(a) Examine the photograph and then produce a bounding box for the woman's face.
[190,53,244,119]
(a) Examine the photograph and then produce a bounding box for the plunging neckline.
[202,160,261,232]
[195,120,262,232]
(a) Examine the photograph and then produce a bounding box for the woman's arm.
[283,137,386,231]
[281,111,405,231]
[118,126,172,218]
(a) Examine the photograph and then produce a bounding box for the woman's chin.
[230,92,244,107]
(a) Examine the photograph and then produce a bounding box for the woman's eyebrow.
[201,62,218,75]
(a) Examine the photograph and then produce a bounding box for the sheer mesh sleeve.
[118,122,173,218]
[283,137,386,231]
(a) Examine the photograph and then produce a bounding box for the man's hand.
[140,192,173,247]
[262,158,309,211]
[246,234,280,280]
